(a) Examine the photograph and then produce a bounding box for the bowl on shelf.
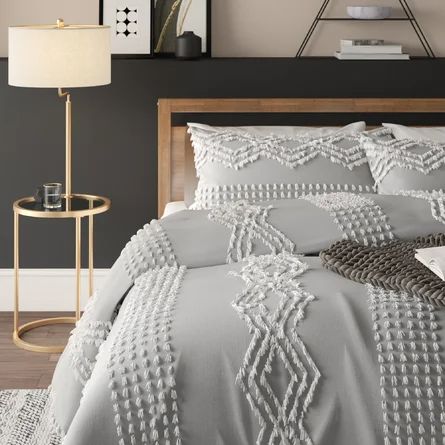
[347,6,392,19]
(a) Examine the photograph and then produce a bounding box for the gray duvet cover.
[47,192,445,445]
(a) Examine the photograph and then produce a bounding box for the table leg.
[75,217,81,321]
[13,212,19,333]
[89,208,94,297]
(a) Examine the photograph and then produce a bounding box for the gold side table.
[13,194,111,353]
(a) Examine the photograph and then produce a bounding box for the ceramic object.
[175,31,202,60]
[347,6,392,19]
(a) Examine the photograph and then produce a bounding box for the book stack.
[334,39,410,60]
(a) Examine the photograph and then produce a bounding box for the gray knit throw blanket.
[320,233,445,307]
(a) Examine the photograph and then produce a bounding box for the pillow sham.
[189,121,366,138]
[383,123,445,143]
[188,122,375,209]
[362,134,445,194]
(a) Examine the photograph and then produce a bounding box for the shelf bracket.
[296,0,435,58]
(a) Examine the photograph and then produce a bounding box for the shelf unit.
[296,0,435,58]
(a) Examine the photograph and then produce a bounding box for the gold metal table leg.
[14,212,19,333]
[76,216,81,321]
[89,201,94,297]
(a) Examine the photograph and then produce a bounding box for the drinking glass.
[43,183,62,209]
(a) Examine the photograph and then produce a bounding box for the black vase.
[175,31,202,60]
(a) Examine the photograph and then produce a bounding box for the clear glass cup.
[43,183,62,209]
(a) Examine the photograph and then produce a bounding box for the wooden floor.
[0,312,72,389]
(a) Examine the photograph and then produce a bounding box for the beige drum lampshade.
[8,23,111,88]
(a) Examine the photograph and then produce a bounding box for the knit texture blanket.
[320,233,445,306]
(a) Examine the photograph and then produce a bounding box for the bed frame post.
[158,99,172,217]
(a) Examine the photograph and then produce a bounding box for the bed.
[3,98,445,445]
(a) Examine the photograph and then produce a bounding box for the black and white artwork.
[115,7,138,37]
[153,0,210,56]
[100,0,152,54]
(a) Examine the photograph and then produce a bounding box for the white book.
[341,39,385,46]
[334,51,410,60]
[415,246,445,280]
[340,44,403,54]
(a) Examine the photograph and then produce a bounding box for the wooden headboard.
[157,98,445,216]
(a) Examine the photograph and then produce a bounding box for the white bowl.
[347,6,392,19]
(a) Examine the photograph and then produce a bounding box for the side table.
[13,194,111,353]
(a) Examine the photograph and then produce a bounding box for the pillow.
[383,123,445,143]
[188,122,375,209]
[362,134,445,194]
[189,121,366,138]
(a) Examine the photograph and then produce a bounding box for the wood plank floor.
[0,312,72,389]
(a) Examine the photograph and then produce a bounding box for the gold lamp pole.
[58,87,72,199]
[56,19,72,200]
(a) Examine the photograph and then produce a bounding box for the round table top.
[13,194,111,218]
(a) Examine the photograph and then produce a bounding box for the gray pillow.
[188,122,375,209]
[382,123,445,143]
[362,134,445,194]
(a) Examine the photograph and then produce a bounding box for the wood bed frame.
[157,98,445,217]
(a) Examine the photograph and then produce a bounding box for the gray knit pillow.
[362,134,445,194]
[188,122,375,209]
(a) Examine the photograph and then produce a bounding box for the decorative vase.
[175,31,202,60]
[346,6,392,20]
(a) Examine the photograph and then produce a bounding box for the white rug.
[0,389,61,445]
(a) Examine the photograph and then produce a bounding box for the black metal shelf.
[296,0,435,58]
[318,17,414,21]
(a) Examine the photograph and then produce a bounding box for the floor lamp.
[8,19,111,198]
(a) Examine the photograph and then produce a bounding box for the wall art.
[100,0,153,55]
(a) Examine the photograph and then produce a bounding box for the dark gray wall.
[1,57,445,268]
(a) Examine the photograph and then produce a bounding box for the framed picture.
[153,0,211,57]
[99,0,153,55]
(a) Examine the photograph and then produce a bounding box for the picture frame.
[99,0,154,55]
[153,0,211,57]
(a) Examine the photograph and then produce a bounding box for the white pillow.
[383,123,445,143]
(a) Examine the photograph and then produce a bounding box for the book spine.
[341,39,385,46]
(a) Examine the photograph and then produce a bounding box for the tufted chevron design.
[363,137,445,186]
[208,201,295,263]
[231,253,320,445]
[189,127,367,173]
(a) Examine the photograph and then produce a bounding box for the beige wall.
[1,0,444,57]
[212,0,445,57]
[0,0,98,56]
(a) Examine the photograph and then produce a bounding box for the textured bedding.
[19,192,445,445]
